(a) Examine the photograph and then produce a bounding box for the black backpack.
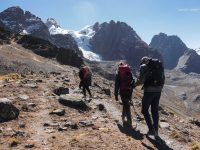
[144,59,165,86]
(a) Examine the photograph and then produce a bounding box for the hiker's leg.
[142,92,154,133]
[85,86,92,97]
[121,96,126,122]
[125,97,132,125]
[122,96,132,125]
[83,86,86,97]
[151,92,161,134]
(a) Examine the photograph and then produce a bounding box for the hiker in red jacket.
[114,62,135,127]
[79,64,92,99]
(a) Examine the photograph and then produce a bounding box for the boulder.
[0,98,19,122]
[59,94,90,111]
[53,87,69,96]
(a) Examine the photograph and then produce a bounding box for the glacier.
[46,19,101,61]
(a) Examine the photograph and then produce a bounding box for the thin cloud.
[178,8,200,12]
[73,1,97,25]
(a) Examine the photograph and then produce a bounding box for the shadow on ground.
[145,135,173,150]
[117,123,143,140]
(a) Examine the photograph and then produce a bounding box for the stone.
[49,108,65,116]
[102,88,111,96]
[36,79,42,83]
[59,94,90,111]
[0,98,19,122]
[28,103,36,107]
[53,87,69,96]
[63,121,78,129]
[160,122,170,129]
[190,119,200,127]
[98,104,105,111]
[18,94,29,101]
[12,131,25,137]
[79,120,94,127]
[25,83,38,88]
[58,127,68,131]
[25,144,35,148]
[19,123,25,128]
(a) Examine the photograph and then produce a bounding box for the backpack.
[118,64,133,91]
[145,59,165,86]
[82,66,91,79]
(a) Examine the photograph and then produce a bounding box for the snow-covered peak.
[195,48,200,55]
[46,21,101,61]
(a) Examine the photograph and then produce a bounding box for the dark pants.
[141,92,161,133]
[120,95,132,125]
[83,86,91,97]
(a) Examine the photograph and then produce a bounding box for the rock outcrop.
[150,33,188,69]
[0,98,19,122]
[16,34,83,67]
[51,34,82,56]
[176,49,200,74]
[90,20,161,69]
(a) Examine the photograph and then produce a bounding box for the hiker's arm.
[114,74,120,101]
[79,69,83,80]
[135,65,148,86]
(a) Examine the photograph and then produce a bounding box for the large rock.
[58,94,90,111]
[150,33,188,69]
[53,87,69,96]
[90,20,161,69]
[176,49,200,74]
[0,98,19,122]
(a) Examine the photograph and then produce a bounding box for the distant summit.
[150,33,188,69]
[46,18,60,28]
[0,6,51,41]
[90,20,161,68]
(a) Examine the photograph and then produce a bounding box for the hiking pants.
[120,95,132,124]
[83,86,91,97]
[141,92,161,133]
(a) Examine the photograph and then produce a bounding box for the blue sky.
[1,0,200,49]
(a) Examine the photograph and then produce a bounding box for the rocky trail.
[0,67,200,150]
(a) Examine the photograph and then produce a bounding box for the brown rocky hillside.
[0,41,200,150]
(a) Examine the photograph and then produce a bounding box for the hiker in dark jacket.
[135,56,165,138]
[79,64,92,98]
[114,62,135,126]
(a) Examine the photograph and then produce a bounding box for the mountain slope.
[0,6,51,42]
[0,7,81,55]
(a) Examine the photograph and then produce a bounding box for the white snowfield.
[46,19,101,61]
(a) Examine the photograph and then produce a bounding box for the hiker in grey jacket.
[135,56,165,138]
